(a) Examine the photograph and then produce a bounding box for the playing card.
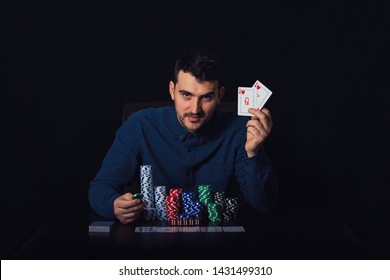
[134,226,157,233]
[237,87,255,116]
[237,80,272,116]
[156,227,179,233]
[222,226,246,232]
[200,226,223,232]
[253,80,272,110]
[178,226,200,232]
[88,221,114,233]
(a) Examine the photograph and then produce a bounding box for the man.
[89,49,278,224]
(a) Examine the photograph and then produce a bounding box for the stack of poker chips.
[206,191,225,223]
[143,208,157,221]
[140,165,156,220]
[180,191,203,219]
[213,191,226,212]
[166,188,182,221]
[198,186,240,222]
[198,185,212,205]
[154,186,168,221]
[180,191,194,219]
[207,202,223,222]
[166,189,203,226]
[223,197,239,220]
[169,188,183,203]
[166,196,180,221]
[141,178,239,224]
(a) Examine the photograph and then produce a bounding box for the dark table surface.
[11,207,376,260]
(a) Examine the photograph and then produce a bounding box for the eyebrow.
[179,90,215,97]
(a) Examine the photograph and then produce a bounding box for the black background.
[2,0,389,259]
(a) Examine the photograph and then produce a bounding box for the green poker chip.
[207,202,222,222]
[132,193,143,200]
[198,185,212,205]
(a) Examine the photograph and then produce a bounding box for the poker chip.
[181,191,195,202]
[142,207,157,221]
[181,191,194,213]
[154,186,168,221]
[223,197,239,220]
[198,184,212,205]
[185,200,202,218]
[213,191,225,212]
[207,202,222,222]
[179,212,191,219]
[140,165,155,208]
[181,191,203,219]
[166,195,180,220]
[132,193,143,200]
[169,188,183,202]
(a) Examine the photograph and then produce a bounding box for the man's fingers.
[246,119,266,133]
[117,200,145,212]
[120,210,141,221]
[115,192,143,209]
[122,192,133,200]
[116,198,139,209]
[114,200,146,222]
[245,107,273,158]
[260,107,271,117]
[247,109,272,131]
[114,193,147,224]
[248,108,273,124]
[119,212,140,224]
[247,126,263,139]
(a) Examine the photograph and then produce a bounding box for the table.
[11,207,375,259]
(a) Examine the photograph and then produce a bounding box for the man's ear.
[169,81,175,101]
[217,86,225,104]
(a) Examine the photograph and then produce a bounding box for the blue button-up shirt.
[89,106,278,218]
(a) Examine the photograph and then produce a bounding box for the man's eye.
[203,95,212,101]
[182,92,191,99]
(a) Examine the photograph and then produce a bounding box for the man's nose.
[190,98,202,114]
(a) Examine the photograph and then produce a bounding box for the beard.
[177,111,206,132]
[183,112,205,118]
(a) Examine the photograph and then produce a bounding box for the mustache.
[184,112,205,118]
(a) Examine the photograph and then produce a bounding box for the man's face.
[169,71,225,132]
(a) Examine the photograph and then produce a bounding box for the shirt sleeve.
[234,142,279,213]
[88,114,141,218]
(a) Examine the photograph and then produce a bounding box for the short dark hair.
[173,49,223,87]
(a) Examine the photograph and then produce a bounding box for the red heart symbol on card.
[256,85,261,89]
[240,90,245,94]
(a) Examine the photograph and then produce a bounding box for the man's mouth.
[185,113,204,123]
[188,115,201,122]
